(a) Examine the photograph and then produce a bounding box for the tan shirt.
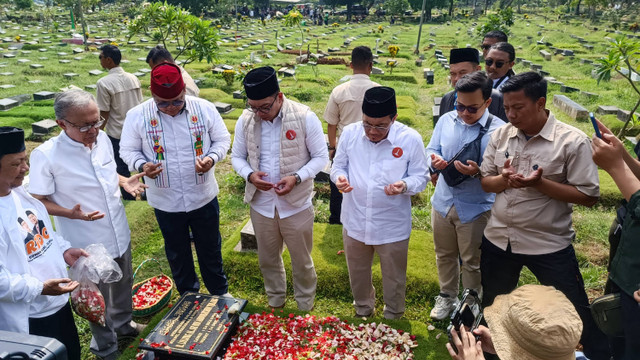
[96,67,143,139]
[480,112,599,255]
[324,74,380,138]
[180,66,200,97]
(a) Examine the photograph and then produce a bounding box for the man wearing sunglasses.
[426,72,505,321]
[231,66,328,311]
[96,44,143,200]
[120,64,232,301]
[29,90,148,360]
[479,72,611,360]
[331,86,428,319]
[438,48,508,124]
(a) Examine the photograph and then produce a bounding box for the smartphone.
[590,112,602,139]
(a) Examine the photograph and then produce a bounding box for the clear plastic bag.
[69,244,123,326]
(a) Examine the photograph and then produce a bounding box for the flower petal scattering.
[132,275,172,310]
[71,286,106,326]
[224,312,418,359]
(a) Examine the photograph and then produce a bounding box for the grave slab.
[0,84,15,89]
[0,98,18,110]
[85,84,97,90]
[214,102,232,114]
[618,109,640,122]
[31,119,58,135]
[63,73,78,79]
[560,85,580,93]
[29,64,43,69]
[89,70,104,76]
[596,105,619,115]
[539,50,551,61]
[33,91,56,101]
[552,94,588,120]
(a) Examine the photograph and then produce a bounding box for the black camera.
[447,289,483,354]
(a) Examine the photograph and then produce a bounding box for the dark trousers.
[108,135,135,201]
[154,197,228,295]
[608,281,640,360]
[29,302,81,360]
[480,236,611,360]
[329,180,342,225]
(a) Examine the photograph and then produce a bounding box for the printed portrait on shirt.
[15,207,52,261]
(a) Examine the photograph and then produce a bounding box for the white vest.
[242,97,313,208]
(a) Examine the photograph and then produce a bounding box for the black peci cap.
[362,86,397,118]
[243,66,280,100]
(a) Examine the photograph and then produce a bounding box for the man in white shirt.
[96,44,143,200]
[331,87,429,319]
[120,63,231,298]
[231,66,328,311]
[0,127,86,360]
[29,90,147,360]
[324,46,380,224]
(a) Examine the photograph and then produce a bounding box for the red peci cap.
[150,63,185,99]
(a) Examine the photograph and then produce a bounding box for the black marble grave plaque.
[139,292,247,359]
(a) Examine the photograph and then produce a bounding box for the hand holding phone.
[590,112,602,139]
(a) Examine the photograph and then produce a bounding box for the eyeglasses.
[455,103,483,114]
[485,59,505,68]
[481,44,492,50]
[63,117,105,132]
[246,95,278,114]
[156,99,185,109]
[362,121,392,132]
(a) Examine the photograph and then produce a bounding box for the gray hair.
[53,89,97,120]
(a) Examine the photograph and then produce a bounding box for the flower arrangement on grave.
[332,22,340,27]
[378,25,384,33]
[389,45,399,58]
[284,9,304,56]
[630,22,640,33]
[222,69,236,87]
[110,41,119,47]
[224,312,418,359]
[523,14,529,19]
[14,35,21,42]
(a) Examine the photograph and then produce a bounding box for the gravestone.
[425,69,434,84]
[580,91,598,99]
[434,97,442,106]
[0,72,14,76]
[560,85,580,93]
[539,50,551,61]
[89,70,103,76]
[0,84,15,89]
[85,84,97,90]
[232,90,243,99]
[618,109,639,122]
[432,106,440,125]
[133,72,145,77]
[371,67,384,75]
[63,73,78,79]
[31,119,58,136]
[59,59,71,64]
[33,91,55,100]
[0,98,18,110]
[214,102,232,113]
[3,53,15,58]
[29,64,43,69]
[552,94,588,120]
[283,69,295,77]
[580,58,593,64]
[596,105,619,115]
[240,220,257,250]
[562,49,574,56]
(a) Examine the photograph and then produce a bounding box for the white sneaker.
[430,295,459,320]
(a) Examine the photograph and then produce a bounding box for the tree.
[127,1,220,66]
[384,0,410,18]
[596,36,640,138]
[476,8,514,38]
[14,0,32,9]
[408,0,446,21]
[284,8,304,56]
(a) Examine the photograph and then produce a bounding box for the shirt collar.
[108,66,124,75]
[351,74,371,81]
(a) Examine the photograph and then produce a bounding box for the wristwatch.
[247,171,255,184]
[470,171,481,179]
[328,145,336,151]
[137,163,145,173]
[293,173,301,185]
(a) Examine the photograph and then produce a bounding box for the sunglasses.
[485,59,506,68]
[455,103,483,114]
[156,99,185,109]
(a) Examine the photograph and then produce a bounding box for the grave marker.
[552,94,588,120]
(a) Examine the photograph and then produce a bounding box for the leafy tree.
[284,8,304,56]
[127,1,220,66]
[597,36,640,137]
[384,0,410,18]
[407,0,446,21]
[476,8,514,38]
[14,0,32,9]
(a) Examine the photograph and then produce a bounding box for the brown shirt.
[480,112,599,255]
[324,74,380,139]
[96,67,143,139]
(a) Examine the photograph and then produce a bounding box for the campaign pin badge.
[286,130,296,140]
[392,147,403,158]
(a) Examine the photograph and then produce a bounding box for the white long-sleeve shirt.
[231,110,329,219]
[0,186,71,333]
[120,96,231,213]
[331,121,429,245]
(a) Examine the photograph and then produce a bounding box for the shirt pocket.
[539,159,566,183]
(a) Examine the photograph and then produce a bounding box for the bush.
[14,0,32,9]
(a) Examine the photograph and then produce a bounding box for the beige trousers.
[431,206,489,298]
[250,206,317,310]
[343,228,409,319]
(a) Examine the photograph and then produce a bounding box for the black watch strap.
[138,163,145,173]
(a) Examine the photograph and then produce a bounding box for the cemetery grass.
[1,8,635,359]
